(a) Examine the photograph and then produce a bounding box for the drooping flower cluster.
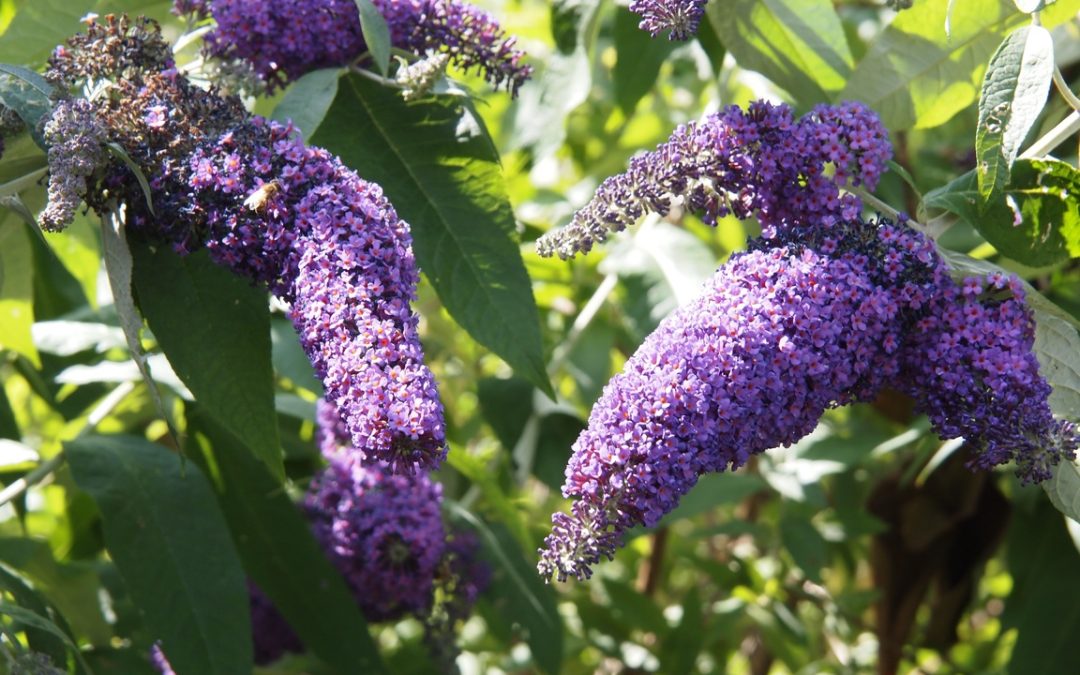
[897,272,1080,484]
[40,98,108,231]
[540,211,1079,580]
[535,100,891,259]
[539,218,950,580]
[629,0,710,40]
[199,0,531,95]
[45,15,446,472]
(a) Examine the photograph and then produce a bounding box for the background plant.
[0,0,1079,674]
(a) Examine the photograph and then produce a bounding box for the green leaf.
[659,590,703,675]
[613,7,676,114]
[445,502,563,675]
[603,577,668,635]
[1033,307,1080,520]
[355,0,391,76]
[706,0,853,104]
[270,316,322,394]
[271,68,342,141]
[0,218,40,365]
[0,563,70,669]
[509,0,601,159]
[477,376,534,451]
[311,74,551,396]
[99,214,174,433]
[66,434,253,675]
[130,243,283,481]
[779,515,827,582]
[1002,500,1080,674]
[841,0,1027,130]
[0,63,55,148]
[105,142,155,215]
[186,409,387,675]
[975,25,1054,200]
[658,473,767,526]
[0,603,90,673]
[923,159,1080,266]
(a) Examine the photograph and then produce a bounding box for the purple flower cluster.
[149,643,176,675]
[45,15,446,473]
[184,121,447,472]
[201,0,531,95]
[539,219,946,580]
[539,214,1079,581]
[535,100,891,259]
[629,0,710,40]
[898,273,1080,484]
[248,583,304,666]
[40,98,108,231]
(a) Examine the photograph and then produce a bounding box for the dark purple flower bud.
[202,0,531,95]
[536,100,891,259]
[40,98,108,231]
[305,459,447,621]
[172,0,210,19]
[248,583,304,666]
[629,0,710,40]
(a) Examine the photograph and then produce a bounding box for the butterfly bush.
[39,98,109,231]
[198,0,531,95]
[44,15,445,472]
[630,0,710,40]
[535,100,890,259]
[539,214,1079,581]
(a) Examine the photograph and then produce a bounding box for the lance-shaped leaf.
[311,74,551,396]
[130,243,283,481]
[976,25,1054,200]
[271,68,342,141]
[0,64,54,148]
[707,0,853,104]
[66,434,254,675]
[354,0,391,75]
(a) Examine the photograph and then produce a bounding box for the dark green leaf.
[0,603,90,672]
[66,434,253,675]
[533,412,583,492]
[130,243,283,480]
[657,473,767,526]
[270,317,322,394]
[355,0,391,75]
[311,74,550,395]
[187,409,387,675]
[778,515,827,582]
[0,563,69,669]
[923,159,1080,266]
[445,502,562,675]
[613,8,676,113]
[0,63,55,148]
[603,578,668,636]
[706,0,853,104]
[975,25,1054,200]
[660,590,703,675]
[271,68,342,141]
[1002,500,1080,674]
[477,376,534,451]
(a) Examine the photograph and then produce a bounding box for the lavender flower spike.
[40,98,108,231]
[536,100,890,259]
[630,0,710,40]
[540,220,943,581]
[202,0,532,95]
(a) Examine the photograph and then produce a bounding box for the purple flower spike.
[536,100,891,259]
[899,275,1080,484]
[629,0,710,40]
[183,121,447,472]
[540,220,943,581]
[202,0,531,94]
[248,583,304,666]
[305,460,447,622]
